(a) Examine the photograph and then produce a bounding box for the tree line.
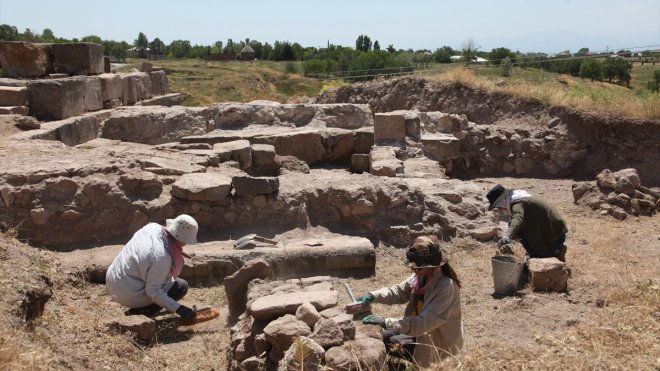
[0,23,653,86]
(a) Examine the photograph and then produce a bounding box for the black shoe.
[125,305,162,317]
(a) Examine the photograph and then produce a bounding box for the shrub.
[284,62,297,74]
[500,57,512,77]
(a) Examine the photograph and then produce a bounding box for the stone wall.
[0,41,182,121]
[314,77,660,186]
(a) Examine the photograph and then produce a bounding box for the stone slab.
[0,42,53,77]
[249,290,339,321]
[0,86,28,106]
[374,112,406,143]
[421,133,460,161]
[61,235,375,283]
[53,43,104,75]
[0,106,29,115]
[27,78,85,120]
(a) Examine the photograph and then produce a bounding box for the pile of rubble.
[572,168,659,220]
[226,260,385,370]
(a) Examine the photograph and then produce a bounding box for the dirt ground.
[2,176,657,370]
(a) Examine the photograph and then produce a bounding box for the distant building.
[450,55,488,63]
[240,45,255,61]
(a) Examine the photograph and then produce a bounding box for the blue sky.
[1,0,658,54]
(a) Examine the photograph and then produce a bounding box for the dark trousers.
[383,329,416,361]
[125,278,189,316]
[520,233,567,262]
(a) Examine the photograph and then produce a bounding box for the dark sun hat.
[405,235,448,268]
[486,184,511,210]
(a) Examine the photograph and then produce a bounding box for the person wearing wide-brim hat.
[486,184,568,261]
[106,214,199,321]
[358,235,464,368]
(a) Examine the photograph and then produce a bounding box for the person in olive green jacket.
[487,184,568,261]
[358,236,463,368]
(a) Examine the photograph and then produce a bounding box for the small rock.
[106,315,156,341]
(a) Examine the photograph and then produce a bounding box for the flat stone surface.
[249,290,339,321]
[171,173,232,201]
[61,235,376,283]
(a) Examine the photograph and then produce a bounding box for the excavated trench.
[3,76,659,370]
[1,77,658,284]
[314,77,660,185]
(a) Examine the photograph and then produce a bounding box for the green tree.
[169,40,192,58]
[149,37,165,57]
[134,32,149,58]
[355,35,372,52]
[41,28,56,42]
[490,47,515,65]
[433,46,454,63]
[21,28,36,42]
[0,24,19,41]
[373,41,380,51]
[579,59,602,81]
[603,57,632,85]
[616,49,632,57]
[647,69,660,92]
[81,35,102,44]
[386,44,396,53]
[576,47,590,56]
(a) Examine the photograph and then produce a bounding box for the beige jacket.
[370,271,463,368]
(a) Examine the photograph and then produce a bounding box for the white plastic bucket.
[491,255,524,295]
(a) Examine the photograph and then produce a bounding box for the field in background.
[418,64,660,120]
[118,58,659,120]
[119,59,325,106]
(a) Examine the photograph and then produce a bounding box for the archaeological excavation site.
[1,42,658,370]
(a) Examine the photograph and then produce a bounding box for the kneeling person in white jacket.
[106,214,198,321]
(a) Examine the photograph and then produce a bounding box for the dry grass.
[119,59,325,106]
[420,66,660,120]
[0,324,54,371]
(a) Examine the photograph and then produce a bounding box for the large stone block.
[351,154,370,173]
[421,134,460,161]
[251,144,276,166]
[232,176,279,196]
[99,73,122,102]
[213,140,252,168]
[354,130,373,154]
[529,258,570,292]
[0,86,27,106]
[83,77,103,112]
[374,112,406,143]
[121,72,152,105]
[52,43,104,75]
[370,146,403,177]
[27,78,85,120]
[149,70,169,95]
[0,42,53,77]
[171,173,232,201]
